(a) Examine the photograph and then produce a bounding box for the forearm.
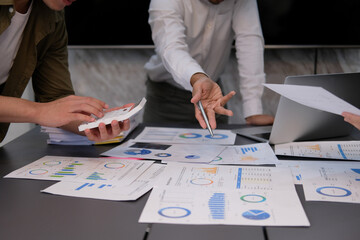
[0,96,40,123]
[235,35,265,118]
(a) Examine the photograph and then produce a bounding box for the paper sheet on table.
[42,164,166,201]
[4,156,153,185]
[264,83,360,115]
[210,143,279,165]
[275,160,358,184]
[102,140,226,164]
[139,163,309,226]
[133,127,236,145]
[299,162,360,203]
[275,141,360,160]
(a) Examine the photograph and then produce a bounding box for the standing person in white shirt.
[143,0,274,130]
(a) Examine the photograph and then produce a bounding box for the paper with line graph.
[210,143,279,165]
[275,141,360,160]
[139,163,309,226]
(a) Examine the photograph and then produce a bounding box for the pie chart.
[242,209,270,220]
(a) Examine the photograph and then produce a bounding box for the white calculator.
[78,98,146,131]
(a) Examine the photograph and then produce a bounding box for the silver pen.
[197,100,214,137]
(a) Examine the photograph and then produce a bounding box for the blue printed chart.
[301,163,360,203]
[134,127,236,145]
[242,210,270,220]
[139,163,310,226]
[211,143,279,165]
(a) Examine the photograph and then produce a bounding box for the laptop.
[233,72,360,144]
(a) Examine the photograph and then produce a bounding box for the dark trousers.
[143,79,228,124]
[0,82,5,94]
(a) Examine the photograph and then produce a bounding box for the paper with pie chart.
[101,141,226,163]
[133,127,236,145]
[211,143,279,165]
[275,141,360,160]
[139,163,309,226]
[301,163,360,203]
[4,155,154,185]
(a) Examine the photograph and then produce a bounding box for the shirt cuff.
[182,65,206,91]
[242,98,263,119]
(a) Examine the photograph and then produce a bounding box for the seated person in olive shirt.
[0,0,132,143]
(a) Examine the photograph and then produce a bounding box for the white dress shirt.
[144,0,266,118]
[0,2,32,85]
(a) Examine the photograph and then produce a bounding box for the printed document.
[264,84,360,115]
[210,143,279,165]
[102,140,226,164]
[134,127,236,145]
[275,141,360,160]
[139,163,309,226]
[4,155,153,185]
[42,164,166,201]
[300,162,360,203]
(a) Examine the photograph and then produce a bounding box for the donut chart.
[158,207,191,218]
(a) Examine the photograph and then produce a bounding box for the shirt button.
[9,7,14,13]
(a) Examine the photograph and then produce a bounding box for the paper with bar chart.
[4,155,154,185]
[139,163,309,226]
[275,141,360,160]
[102,140,226,164]
[275,160,356,184]
[41,164,166,201]
[264,83,360,116]
[300,162,360,203]
[133,127,236,145]
[210,143,279,165]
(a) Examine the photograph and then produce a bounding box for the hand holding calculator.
[78,98,146,131]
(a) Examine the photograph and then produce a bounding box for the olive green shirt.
[0,0,75,142]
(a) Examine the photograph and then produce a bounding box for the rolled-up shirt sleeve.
[233,0,265,118]
[148,0,205,91]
